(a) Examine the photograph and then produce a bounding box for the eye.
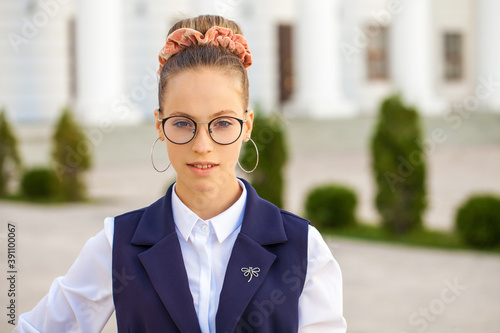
[172,118,194,129]
[212,118,234,129]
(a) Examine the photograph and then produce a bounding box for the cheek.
[225,141,243,164]
[166,143,183,164]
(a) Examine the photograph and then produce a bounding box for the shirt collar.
[171,179,247,243]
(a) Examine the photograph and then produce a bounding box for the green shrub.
[371,94,427,235]
[304,184,358,229]
[21,167,61,200]
[240,106,288,208]
[51,107,92,201]
[0,109,22,197]
[455,194,500,249]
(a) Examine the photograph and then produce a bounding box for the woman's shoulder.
[113,195,166,223]
[114,206,148,220]
[274,208,311,241]
[278,208,310,227]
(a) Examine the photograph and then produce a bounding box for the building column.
[287,0,354,117]
[477,0,500,112]
[390,0,446,114]
[0,1,39,122]
[243,1,277,113]
[76,0,129,125]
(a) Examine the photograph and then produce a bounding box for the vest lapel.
[216,233,277,332]
[131,186,202,333]
[216,179,288,332]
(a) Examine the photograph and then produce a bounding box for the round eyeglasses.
[157,109,248,145]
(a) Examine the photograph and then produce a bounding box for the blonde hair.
[158,15,250,111]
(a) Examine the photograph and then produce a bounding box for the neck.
[174,177,242,220]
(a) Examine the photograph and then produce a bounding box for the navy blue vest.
[112,179,309,332]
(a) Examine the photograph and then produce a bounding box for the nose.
[191,124,214,154]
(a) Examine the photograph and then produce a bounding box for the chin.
[176,164,237,193]
[193,181,218,193]
[180,175,219,194]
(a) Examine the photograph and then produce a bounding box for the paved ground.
[1,112,500,332]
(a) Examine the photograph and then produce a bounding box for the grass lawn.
[322,222,500,254]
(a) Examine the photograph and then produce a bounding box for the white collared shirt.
[171,181,247,332]
[14,181,346,333]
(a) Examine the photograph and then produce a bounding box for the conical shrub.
[240,106,288,208]
[371,94,427,235]
[51,107,92,201]
[0,109,22,197]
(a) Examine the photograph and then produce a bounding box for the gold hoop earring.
[238,138,259,173]
[151,137,171,172]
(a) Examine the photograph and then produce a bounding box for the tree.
[51,107,92,201]
[240,106,288,208]
[0,109,22,197]
[371,94,427,235]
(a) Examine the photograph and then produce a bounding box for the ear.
[154,109,165,141]
[243,109,254,142]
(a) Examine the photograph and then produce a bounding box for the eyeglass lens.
[163,116,243,145]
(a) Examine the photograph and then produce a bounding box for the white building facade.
[1,0,499,124]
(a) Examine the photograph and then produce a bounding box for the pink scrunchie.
[157,26,252,75]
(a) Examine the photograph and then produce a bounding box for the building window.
[366,25,389,80]
[444,33,463,81]
[278,24,294,104]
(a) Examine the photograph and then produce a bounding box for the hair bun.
[157,26,252,75]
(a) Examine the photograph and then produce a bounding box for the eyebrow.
[166,109,239,119]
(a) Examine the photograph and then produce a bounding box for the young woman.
[14,15,346,333]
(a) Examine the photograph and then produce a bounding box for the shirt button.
[201,225,209,233]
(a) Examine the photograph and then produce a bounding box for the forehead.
[161,68,244,118]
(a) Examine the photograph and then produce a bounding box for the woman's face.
[155,67,253,196]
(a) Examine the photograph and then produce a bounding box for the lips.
[191,164,215,169]
[187,162,219,174]
[188,162,218,168]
